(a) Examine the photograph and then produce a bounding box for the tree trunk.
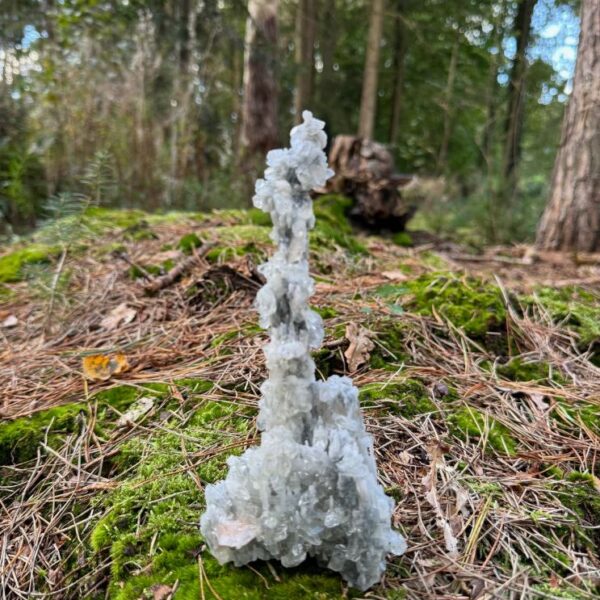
[239,0,279,167]
[536,0,600,251]
[294,0,316,123]
[315,0,337,144]
[388,0,406,145]
[358,0,385,140]
[503,0,536,185]
[436,34,459,173]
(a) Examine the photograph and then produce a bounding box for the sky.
[527,0,580,101]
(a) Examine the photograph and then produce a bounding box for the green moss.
[531,584,595,599]
[126,228,157,242]
[87,396,362,599]
[205,242,267,265]
[392,232,412,247]
[529,286,600,348]
[0,244,59,283]
[314,306,339,319]
[0,403,86,465]
[0,384,169,466]
[447,406,517,455]
[552,472,600,549]
[552,401,600,435]
[464,480,503,497]
[177,233,204,254]
[175,378,214,395]
[495,357,561,383]
[83,207,148,230]
[311,195,367,255]
[393,273,507,342]
[216,224,271,245]
[359,379,436,418]
[369,320,408,368]
[247,208,272,227]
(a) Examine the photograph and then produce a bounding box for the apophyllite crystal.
[200,111,406,590]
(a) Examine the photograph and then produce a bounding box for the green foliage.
[447,406,517,455]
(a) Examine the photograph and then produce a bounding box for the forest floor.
[0,196,599,600]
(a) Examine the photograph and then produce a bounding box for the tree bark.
[436,34,459,173]
[388,0,406,145]
[239,0,279,166]
[315,0,337,144]
[503,0,536,185]
[358,0,385,140]
[294,0,316,123]
[536,0,600,251]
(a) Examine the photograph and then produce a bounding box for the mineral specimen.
[200,111,406,590]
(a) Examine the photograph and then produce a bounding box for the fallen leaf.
[1,315,18,328]
[382,270,408,282]
[344,322,374,372]
[116,396,154,427]
[398,450,412,465]
[82,353,129,381]
[100,303,137,331]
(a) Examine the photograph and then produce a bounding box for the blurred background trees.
[0,0,583,245]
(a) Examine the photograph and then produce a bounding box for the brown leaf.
[100,303,137,331]
[344,322,374,372]
[82,353,129,381]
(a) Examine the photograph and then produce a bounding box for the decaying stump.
[324,135,415,231]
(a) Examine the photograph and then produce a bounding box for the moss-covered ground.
[1,198,599,599]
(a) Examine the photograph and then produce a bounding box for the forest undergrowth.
[0,196,599,599]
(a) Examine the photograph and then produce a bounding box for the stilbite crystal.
[200,111,406,590]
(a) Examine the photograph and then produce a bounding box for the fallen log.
[143,243,215,295]
[324,135,415,231]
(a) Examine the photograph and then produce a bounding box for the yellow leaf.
[82,353,129,381]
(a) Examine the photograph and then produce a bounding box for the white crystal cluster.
[200,111,406,590]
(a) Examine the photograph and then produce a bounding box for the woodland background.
[0,0,581,244]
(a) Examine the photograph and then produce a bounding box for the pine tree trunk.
[389,0,406,145]
[536,0,600,251]
[503,0,536,185]
[436,35,459,173]
[315,0,337,138]
[358,0,385,140]
[239,0,279,166]
[294,0,316,123]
